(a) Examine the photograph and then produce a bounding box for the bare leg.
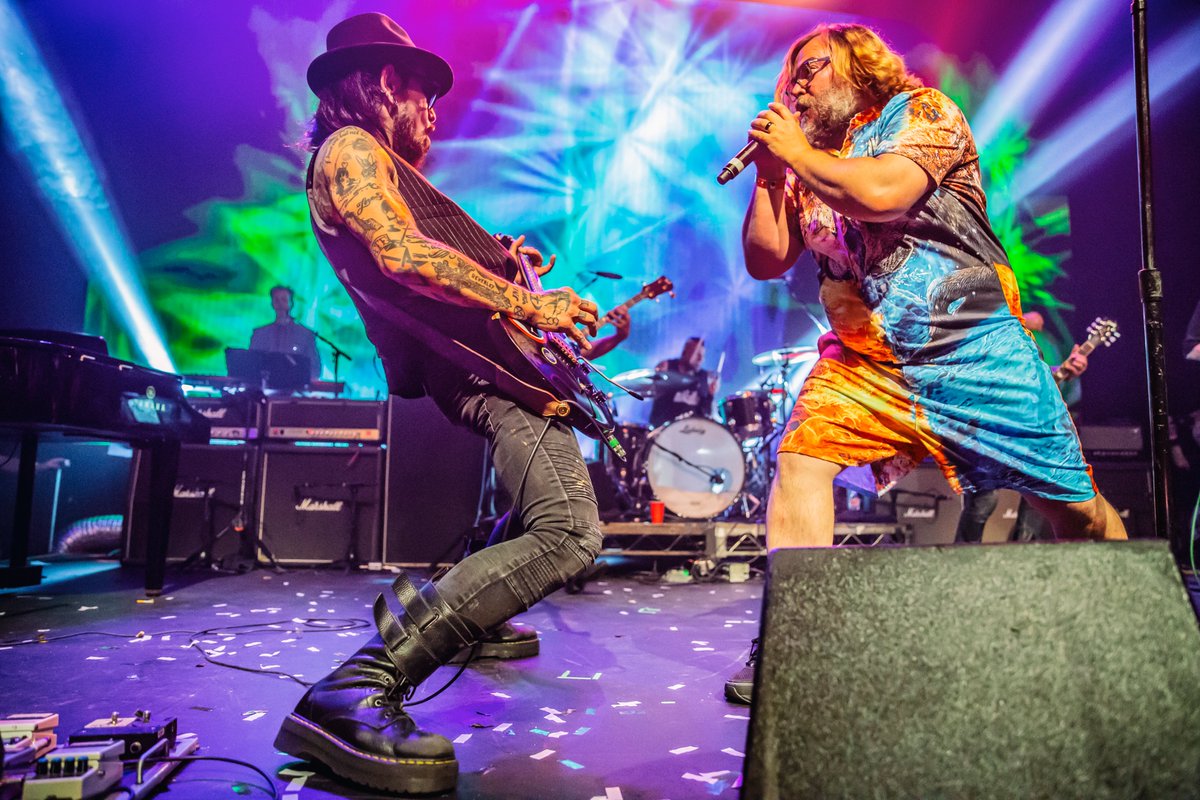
[766,452,845,548]
[1022,491,1128,541]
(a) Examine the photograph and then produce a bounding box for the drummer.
[649,336,720,427]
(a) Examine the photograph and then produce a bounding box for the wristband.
[755,176,784,191]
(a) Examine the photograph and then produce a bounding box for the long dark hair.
[305,68,391,152]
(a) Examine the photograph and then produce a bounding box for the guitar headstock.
[1086,317,1119,348]
[642,275,674,301]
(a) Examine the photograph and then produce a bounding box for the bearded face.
[389,100,431,169]
[795,79,863,152]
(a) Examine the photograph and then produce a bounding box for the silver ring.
[764,121,773,132]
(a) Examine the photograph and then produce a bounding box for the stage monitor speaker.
[743,542,1200,799]
[257,443,383,565]
[382,397,487,566]
[124,443,255,565]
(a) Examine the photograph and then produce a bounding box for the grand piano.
[0,332,210,594]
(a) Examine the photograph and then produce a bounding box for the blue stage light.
[0,1,174,371]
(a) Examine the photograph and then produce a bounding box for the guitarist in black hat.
[274,13,607,795]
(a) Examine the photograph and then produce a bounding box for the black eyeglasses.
[791,56,831,87]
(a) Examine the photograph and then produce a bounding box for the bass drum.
[646,416,745,519]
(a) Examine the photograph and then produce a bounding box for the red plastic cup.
[649,500,665,524]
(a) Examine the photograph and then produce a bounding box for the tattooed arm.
[314,126,597,345]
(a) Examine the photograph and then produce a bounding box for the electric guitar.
[492,236,642,457]
[1053,317,1118,385]
[598,276,674,327]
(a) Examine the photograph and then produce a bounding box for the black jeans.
[955,489,1046,543]
[421,370,602,633]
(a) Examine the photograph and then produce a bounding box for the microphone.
[716,140,759,185]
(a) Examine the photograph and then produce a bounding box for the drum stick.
[715,351,726,375]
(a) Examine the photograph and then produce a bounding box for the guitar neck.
[601,293,647,323]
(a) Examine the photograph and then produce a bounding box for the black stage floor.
[1,560,760,799]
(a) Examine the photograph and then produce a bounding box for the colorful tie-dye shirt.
[779,88,1095,500]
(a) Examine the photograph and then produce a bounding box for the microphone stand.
[1130,0,1174,548]
[313,330,352,394]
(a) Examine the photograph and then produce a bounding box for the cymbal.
[751,346,819,367]
[610,368,698,397]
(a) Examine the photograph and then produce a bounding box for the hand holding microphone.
[716,102,805,185]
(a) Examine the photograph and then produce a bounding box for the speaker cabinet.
[382,397,487,566]
[256,443,383,565]
[124,443,255,565]
[887,461,956,544]
[744,542,1200,799]
[1091,460,1154,537]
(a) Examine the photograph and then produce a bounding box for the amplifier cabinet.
[382,397,487,566]
[124,442,256,565]
[265,399,384,442]
[256,443,383,565]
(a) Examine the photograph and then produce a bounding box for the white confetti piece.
[281,638,297,644]
[724,713,750,720]
[693,647,715,652]
[683,770,730,784]
[661,701,676,705]
[213,603,227,608]
[606,789,624,800]
[491,692,512,699]
[86,656,106,661]
[722,747,745,758]
[493,723,512,733]
[558,671,602,680]
[618,611,629,615]
[259,665,280,670]
[652,593,664,598]
[260,651,280,658]
[78,605,97,612]
[547,731,568,738]
[690,640,709,646]
[306,647,320,653]
[453,734,472,744]
[667,683,685,690]
[243,711,267,722]
[669,626,679,631]
[156,657,176,662]
[611,701,640,708]
[670,745,698,755]
[530,749,555,760]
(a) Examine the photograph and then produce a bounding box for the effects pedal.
[1,713,59,766]
[20,740,122,800]
[68,711,176,759]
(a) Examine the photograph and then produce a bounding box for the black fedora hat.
[307,12,453,97]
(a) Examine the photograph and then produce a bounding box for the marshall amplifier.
[265,399,384,442]
[186,394,263,440]
[124,442,257,565]
[1078,423,1144,460]
[886,461,957,545]
[256,442,383,565]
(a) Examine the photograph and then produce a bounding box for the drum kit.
[606,345,818,521]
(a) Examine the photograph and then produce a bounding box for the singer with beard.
[274,13,604,795]
[723,23,1127,704]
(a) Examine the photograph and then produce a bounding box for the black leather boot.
[275,573,483,795]
[724,637,759,705]
[449,619,539,664]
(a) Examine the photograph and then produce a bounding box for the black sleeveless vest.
[306,131,517,397]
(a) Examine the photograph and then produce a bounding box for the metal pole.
[1130,0,1175,548]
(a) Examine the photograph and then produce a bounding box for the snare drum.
[721,390,774,439]
[645,416,745,518]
